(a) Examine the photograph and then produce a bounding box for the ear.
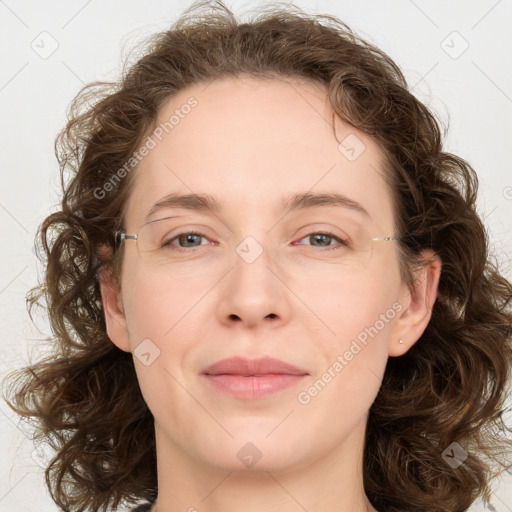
[98,246,131,353]
[388,249,442,357]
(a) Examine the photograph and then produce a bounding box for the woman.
[4,1,511,511]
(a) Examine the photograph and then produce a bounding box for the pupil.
[180,234,200,247]
[313,234,330,246]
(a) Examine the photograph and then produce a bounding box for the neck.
[149,416,379,512]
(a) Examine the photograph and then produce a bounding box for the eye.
[294,231,348,251]
[164,231,212,251]
[157,229,349,253]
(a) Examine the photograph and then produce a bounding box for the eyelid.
[164,227,217,245]
[148,216,362,240]
[292,222,353,239]
[294,231,345,243]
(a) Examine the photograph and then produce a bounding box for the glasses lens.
[136,217,187,265]
[134,217,387,270]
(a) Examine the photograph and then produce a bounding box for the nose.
[215,234,292,329]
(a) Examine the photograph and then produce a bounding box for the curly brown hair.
[3,1,512,511]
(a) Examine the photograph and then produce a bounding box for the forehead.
[124,76,395,232]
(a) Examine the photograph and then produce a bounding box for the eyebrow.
[146,191,370,220]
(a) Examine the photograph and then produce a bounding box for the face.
[104,76,418,474]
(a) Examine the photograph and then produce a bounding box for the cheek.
[302,266,401,341]
[299,265,401,409]
[296,276,398,428]
[119,267,198,425]
[120,258,201,342]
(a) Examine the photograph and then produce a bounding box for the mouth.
[201,356,309,399]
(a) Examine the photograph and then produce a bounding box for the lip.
[202,356,309,399]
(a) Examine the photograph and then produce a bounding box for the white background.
[1,1,511,511]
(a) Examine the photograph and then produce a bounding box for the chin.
[189,427,315,474]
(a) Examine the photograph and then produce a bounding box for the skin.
[100,75,441,512]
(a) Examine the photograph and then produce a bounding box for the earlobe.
[98,265,131,353]
[389,249,442,357]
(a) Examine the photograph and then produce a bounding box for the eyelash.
[164,230,348,253]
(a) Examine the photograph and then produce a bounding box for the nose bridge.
[231,228,280,293]
[229,204,278,273]
[217,226,289,326]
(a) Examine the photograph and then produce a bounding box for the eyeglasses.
[116,216,399,271]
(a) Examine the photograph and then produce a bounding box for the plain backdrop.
[1,1,511,511]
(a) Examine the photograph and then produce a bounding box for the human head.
[4,2,512,512]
